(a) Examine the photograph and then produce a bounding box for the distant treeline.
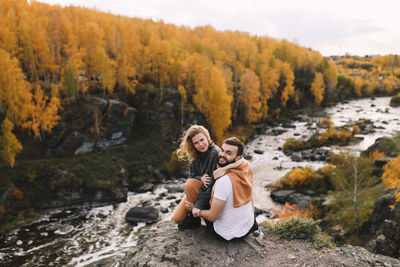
[0,0,399,166]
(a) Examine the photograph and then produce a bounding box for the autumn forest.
[0,0,399,168]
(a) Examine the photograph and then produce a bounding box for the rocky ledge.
[93,221,400,267]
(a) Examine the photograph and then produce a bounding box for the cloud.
[37,0,400,56]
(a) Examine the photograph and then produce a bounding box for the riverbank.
[1,96,399,266]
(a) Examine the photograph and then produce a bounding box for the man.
[190,137,263,241]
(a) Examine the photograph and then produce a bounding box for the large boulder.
[287,193,312,210]
[390,94,400,107]
[125,206,159,224]
[361,135,400,158]
[364,190,400,258]
[291,152,303,162]
[94,221,400,266]
[270,190,296,204]
[49,97,136,155]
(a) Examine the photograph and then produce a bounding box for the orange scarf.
[212,158,253,208]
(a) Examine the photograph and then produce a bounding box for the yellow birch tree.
[310,72,325,105]
[0,118,22,167]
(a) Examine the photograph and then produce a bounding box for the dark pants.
[205,216,259,241]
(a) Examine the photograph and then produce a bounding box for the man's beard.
[218,156,235,167]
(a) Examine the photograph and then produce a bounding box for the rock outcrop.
[48,97,136,155]
[94,221,400,266]
[270,190,313,210]
[42,168,127,209]
[361,135,400,158]
[125,206,159,224]
[390,94,400,107]
[364,190,400,258]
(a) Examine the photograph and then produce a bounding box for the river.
[0,97,399,266]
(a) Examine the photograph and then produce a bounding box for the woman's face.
[191,133,209,153]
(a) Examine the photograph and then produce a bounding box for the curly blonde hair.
[177,125,213,163]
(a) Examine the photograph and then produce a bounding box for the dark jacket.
[188,144,220,209]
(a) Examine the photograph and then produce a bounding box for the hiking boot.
[178,213,201,230]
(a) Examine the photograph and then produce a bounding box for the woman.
[172,125,220,229]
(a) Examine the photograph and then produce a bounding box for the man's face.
[191,133,209,153]
[218,143,239,167]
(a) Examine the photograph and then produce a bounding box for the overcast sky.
[36,0,400,56]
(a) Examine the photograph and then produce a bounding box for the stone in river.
[160,207,169,213]
[254,150,264,154]
[125,206,159,224]
[287,193,312,210]
[291,152,302,162]
[136,183,155,193]
[270,190,296,204]
[244,154,253,160]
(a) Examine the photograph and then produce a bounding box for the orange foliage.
[279,61,295,108]
[0,0,348,163]
[310,72,325,105]
[13,188,24,200]
[369,149,385,161]
[123,107,129,117]
[319,116,334,129]
[273,202,308,219]
[193,62,232,140]
[382,155,400,201]
[0,118,22,167]
[239,69,262,123]
[22,85,61,140]
[353,77,363,96]
[351,125,360,135]
[288,169,314,187]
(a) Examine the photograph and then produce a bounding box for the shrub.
[272,202,308,219]
[351,125,360,135]
[313,232,335,249]
[265,217,320,240]
[269,166,331,193]
[390,93,400,107]
[12,189,23,200]
[318,128,354,146]
[263,217,334,249]
[326,152,381,233]
[288,167,316,187]
[283,138,310,152]
[165,150,187,177]
[319,116,334,129]
[369,149,385,161]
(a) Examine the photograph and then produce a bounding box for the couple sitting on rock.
[172,125,263,241]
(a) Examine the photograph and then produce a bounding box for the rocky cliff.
[364,190,400,259]
[93,221,400,267]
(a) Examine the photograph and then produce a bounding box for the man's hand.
[200,174,211,188]
[184,200,194,212]
[192,208,201,217]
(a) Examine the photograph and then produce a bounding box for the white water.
[0,97,398,266]
[247,97,399,211]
